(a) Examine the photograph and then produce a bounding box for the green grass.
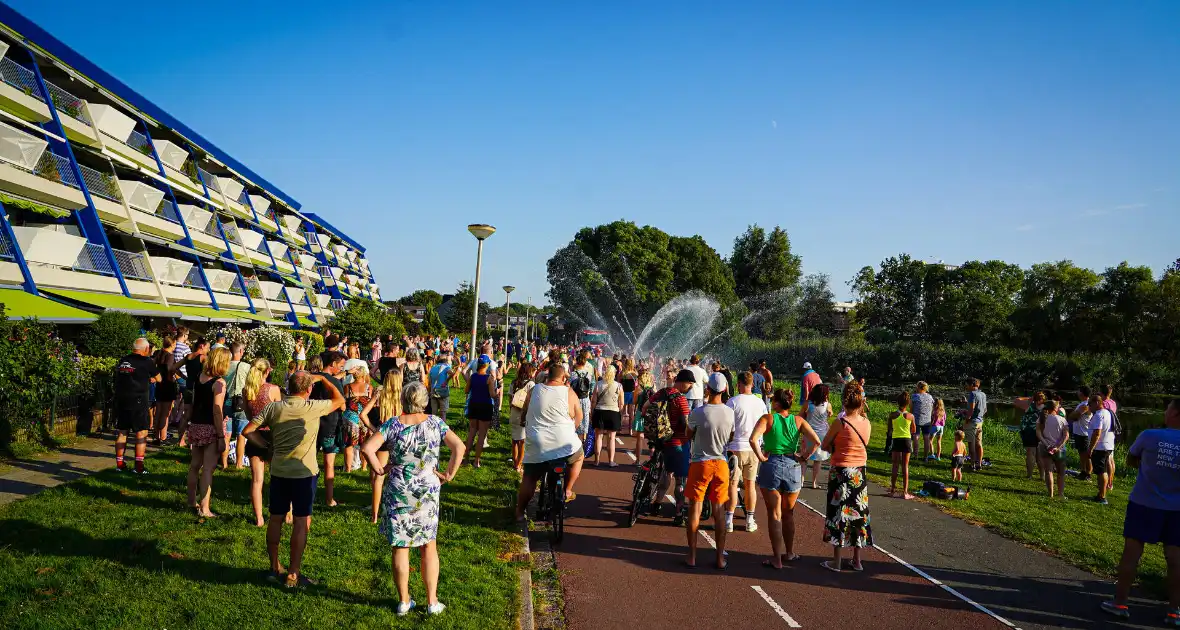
[778,381,1163,595]
[0,385,526,629]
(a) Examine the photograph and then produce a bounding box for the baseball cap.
[707,372,728,394]
[477,354,491,365]
[674,369,696,384]
[803,362,812,369]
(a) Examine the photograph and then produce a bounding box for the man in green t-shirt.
[243,371,344,588]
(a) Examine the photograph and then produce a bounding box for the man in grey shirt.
[684,372,735,569]
[964,378,988,471]
[911,381,935,461]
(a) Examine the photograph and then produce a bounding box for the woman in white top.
[804,384,833,489]
[591,365,625,467]
[514,363,585,521]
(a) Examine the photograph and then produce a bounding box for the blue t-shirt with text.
[1129,428,1180,511]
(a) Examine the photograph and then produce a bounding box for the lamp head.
[468,224,497,240]
[503,285,515,294]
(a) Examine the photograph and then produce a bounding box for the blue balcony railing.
[0,228,14,261]
[126,130,154,157]
[112,249,151,280]
[43,80,90,126]
[0,57,42,101]
[33,151,81,188]
[197,167,218,192]
[71,243,151,281]
[182,267,207,290]
[330,298,345,311]
[228,275,245,296]
[77,162,121,202]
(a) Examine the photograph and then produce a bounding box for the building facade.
[0,4,378,328]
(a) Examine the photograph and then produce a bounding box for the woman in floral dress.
[362,381,466,617]
[819,381,873,573]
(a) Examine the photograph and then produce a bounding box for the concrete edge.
[517,520,534,630]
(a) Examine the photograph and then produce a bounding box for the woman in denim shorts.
[750,389,821,570]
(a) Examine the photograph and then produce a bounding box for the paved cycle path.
[554,442,1157,630]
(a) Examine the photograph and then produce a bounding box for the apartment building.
[0,4,379,328]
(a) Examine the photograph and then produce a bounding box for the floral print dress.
[377,415,449,547]
[825,465,873,548]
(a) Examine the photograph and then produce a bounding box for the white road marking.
[699,530,718,549]
[751,586,802,628]
[625,450,637,461]
[796,499,1023,630]
[615,436,624,445]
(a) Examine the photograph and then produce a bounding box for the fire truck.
[575,328,611,352]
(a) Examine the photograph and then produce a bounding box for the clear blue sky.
[12,0,1178,303]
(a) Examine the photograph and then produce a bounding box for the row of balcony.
[0,225,336,320]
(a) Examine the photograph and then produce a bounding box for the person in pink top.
[801,362,822,408]
[820,381,872,573]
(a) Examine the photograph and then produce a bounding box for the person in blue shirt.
[1102,397,1180,623]
[429,355,453,419]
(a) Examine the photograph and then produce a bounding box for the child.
[509,363,536,474]
[888,391,916,499]
[951,430,967,482]
[933,399,947,460]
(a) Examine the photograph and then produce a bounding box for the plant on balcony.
[0,306,81,448]
[56,99,83,119]
[33,159,62,183]
[247,283,263,299]
[182,159,199,182]
[80,311,143,359]
[135,142,153,157]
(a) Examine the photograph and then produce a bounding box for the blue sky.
[11,0,1178,303]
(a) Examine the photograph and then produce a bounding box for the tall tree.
[1009,261,1101,351]
[797,273,837,335]
[850,254,927,339]
[728,225,802,300]
[667,235,738,305]
[398,290,443,309]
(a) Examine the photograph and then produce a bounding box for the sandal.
[781,553,801,563]
[821,560,842,573]
[841,559,864,572]
[761,559,783,570]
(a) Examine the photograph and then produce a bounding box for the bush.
[80,311,142,359]
[292,330,325,358]
[207,324,297,385]
[734,337,1180,395]
[73,355,117,400]
[327,299,404,345]
[0,308,80,445]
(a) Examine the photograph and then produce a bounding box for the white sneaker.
[427,602,446,615]
[725,520,734,533]
[746,519,759,533]
[396,600,416,617]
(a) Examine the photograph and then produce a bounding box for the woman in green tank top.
[749,389,821,570]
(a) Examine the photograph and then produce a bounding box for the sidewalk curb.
[517,521,534,630]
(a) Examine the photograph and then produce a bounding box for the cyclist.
[641,369,695,526]
[515,363,585,521]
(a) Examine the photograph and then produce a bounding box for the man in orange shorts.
[684,372,735,569]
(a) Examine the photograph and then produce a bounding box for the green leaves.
[80,311,142,360]
[326,298,404,344]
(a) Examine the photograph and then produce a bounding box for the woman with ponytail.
[361,367,404,523]
[243,358,282,527]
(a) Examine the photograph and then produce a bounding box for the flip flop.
[781,553,801,563]
[821,560,842,573]
[683,560,697,569]
[841,559,864,572]
[761,559,783,570]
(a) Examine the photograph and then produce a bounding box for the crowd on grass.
[106,328,1180,624]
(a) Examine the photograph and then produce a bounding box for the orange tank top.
[831,414,871,468]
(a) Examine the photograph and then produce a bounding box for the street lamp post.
[524,296,531,345]
[502,286,515,344]
[467,224,496,354]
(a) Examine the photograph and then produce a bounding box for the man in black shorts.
[114,337,160,474]
[313,350,347,506]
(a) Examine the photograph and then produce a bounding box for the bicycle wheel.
[628,467,652,527]
[551,473,565,544]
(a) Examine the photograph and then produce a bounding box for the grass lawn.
[776,381,1163,594]
[0,383,526,630]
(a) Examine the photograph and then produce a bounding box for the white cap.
[707,372,728,394]
[803,362,812,369]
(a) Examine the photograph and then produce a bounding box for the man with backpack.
[641,369,695,526]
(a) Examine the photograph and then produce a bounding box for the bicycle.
[628,440,666,527]
[534,460,569,543]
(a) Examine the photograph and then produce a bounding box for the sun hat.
[343,358,368,372]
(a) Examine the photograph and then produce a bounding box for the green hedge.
[735,338,1180,395]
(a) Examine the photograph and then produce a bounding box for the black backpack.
[570,370,592,399]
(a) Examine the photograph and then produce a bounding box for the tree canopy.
[397,290,443,309]
[327,299,404,343]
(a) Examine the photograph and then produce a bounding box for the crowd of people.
[108,329,1180,623]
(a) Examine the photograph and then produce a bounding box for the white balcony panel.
[31,266,121,293]
[369,284,379,293]
[293,303,312,316]
[117,180,165,213]
[257,281,283,300]
[258,214,278,233]
[12,226,87,266]
[205,269,238,293]
[216,293,250,309]
[162,284,215,305]
[332,244,348,257]
[344,273,359,286]
[152,140,189,171]
[125,279,161,301]
[248,194,270,216]
[266,299,292,313]
[329,266,344,279]
[0,121,48,170]
[176,204,213,232]
[91,195,130,226]
[212,176,243,201]
[279,214,302,231]
[289,230,307,246]
[298,253,316,270]
[265,240,288,261]
[303,267,320,281]
[274,258,295,274]
[285,287,306,303]
[149,256,193,285]
[87,104,136,143]
[132,209,186,242]
[345,249,358,261]
[224,198,253,221]
[191,229,228,255]
[0,42,9,60]
[315,293,331,308]
[237,229,264,251]
[0,163,87,210]
[228,242,248,261]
